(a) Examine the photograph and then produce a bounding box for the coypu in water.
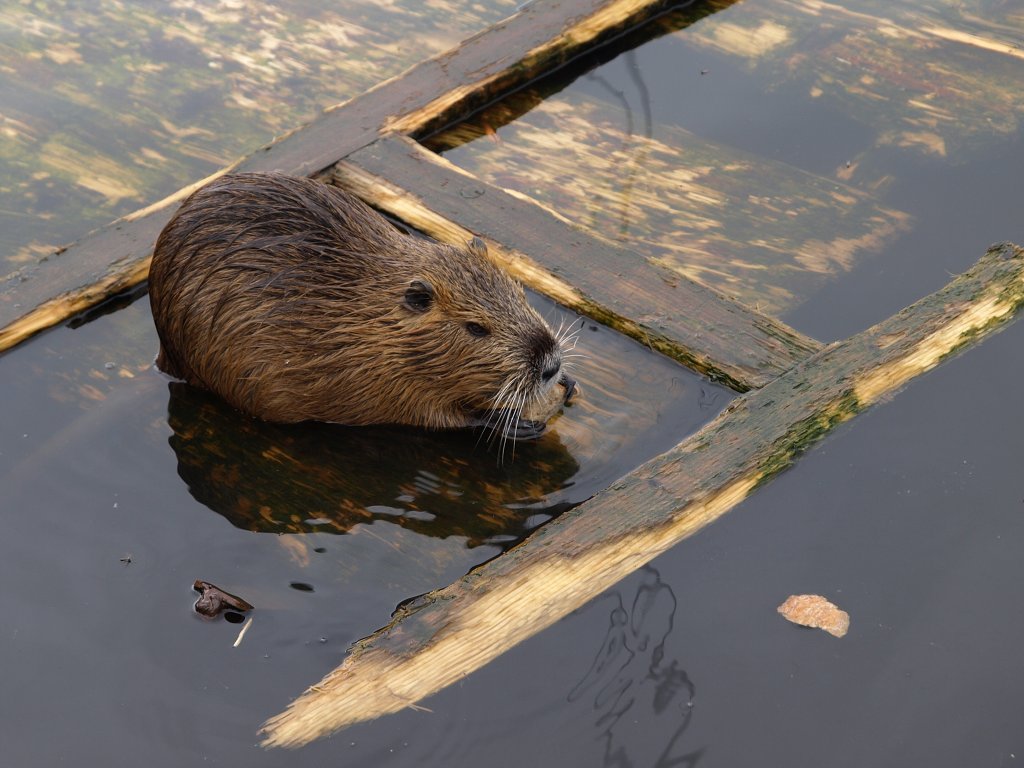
[148,172,576,440]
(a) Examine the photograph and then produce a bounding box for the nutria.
[148,172,576,440]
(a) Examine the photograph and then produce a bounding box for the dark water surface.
[0,292,729,766]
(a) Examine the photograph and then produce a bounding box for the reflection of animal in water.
[148,172,577,444]
[570,567,701,767]
[165,382,579,549]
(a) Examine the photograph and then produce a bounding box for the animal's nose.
[559,374,577,403]
[541,361,561,383]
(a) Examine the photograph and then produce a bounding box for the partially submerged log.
[0,0,722,354]
[333,134,822,390]
[260,242,1024,748]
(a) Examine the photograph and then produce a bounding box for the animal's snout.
[559,373,577,403]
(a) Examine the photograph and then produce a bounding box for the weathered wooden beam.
[0,0,692,354]
[333,134,822,390]
[260,242,1024,748]
[0,171,226,353]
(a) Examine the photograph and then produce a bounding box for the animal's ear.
[403,280,434,312]
[467,237,488,259]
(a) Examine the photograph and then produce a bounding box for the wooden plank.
[334,134,823,390]
[0,171,225,353]
[260,242,1024,748]
[0,0,691,353]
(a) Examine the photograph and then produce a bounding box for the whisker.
[556,318,582,345]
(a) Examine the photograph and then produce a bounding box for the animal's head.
[384,236,577,442]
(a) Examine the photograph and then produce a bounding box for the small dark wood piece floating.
[193,580,254,618]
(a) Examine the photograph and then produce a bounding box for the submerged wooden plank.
[260,242,1024,748]
[0,0,689,354]
[334,134,822,390]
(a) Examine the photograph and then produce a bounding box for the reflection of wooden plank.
[336,134,822,390]
[0,0,690,353]
[434,92,912,315]
[260,243,1024,748]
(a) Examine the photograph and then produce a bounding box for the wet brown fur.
[148,172,571,433]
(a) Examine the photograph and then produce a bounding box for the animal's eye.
[466,322,490,338]
[403,280,434,313]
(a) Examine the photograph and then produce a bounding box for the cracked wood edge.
[1,0,684,354]
[332,134,822,390]
[260,242,1024,748]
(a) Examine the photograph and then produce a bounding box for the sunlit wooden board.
[261,241,1024,748]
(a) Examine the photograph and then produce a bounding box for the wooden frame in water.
[2,0,1022,749]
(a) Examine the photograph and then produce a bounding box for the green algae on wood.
[260,243,1024,749]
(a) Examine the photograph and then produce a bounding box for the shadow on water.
[570,567,701,768]
[166,382,579,548]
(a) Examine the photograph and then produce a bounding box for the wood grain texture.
[0,0,694,353]
[335,134,822,390]
[260,242,1024,748]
